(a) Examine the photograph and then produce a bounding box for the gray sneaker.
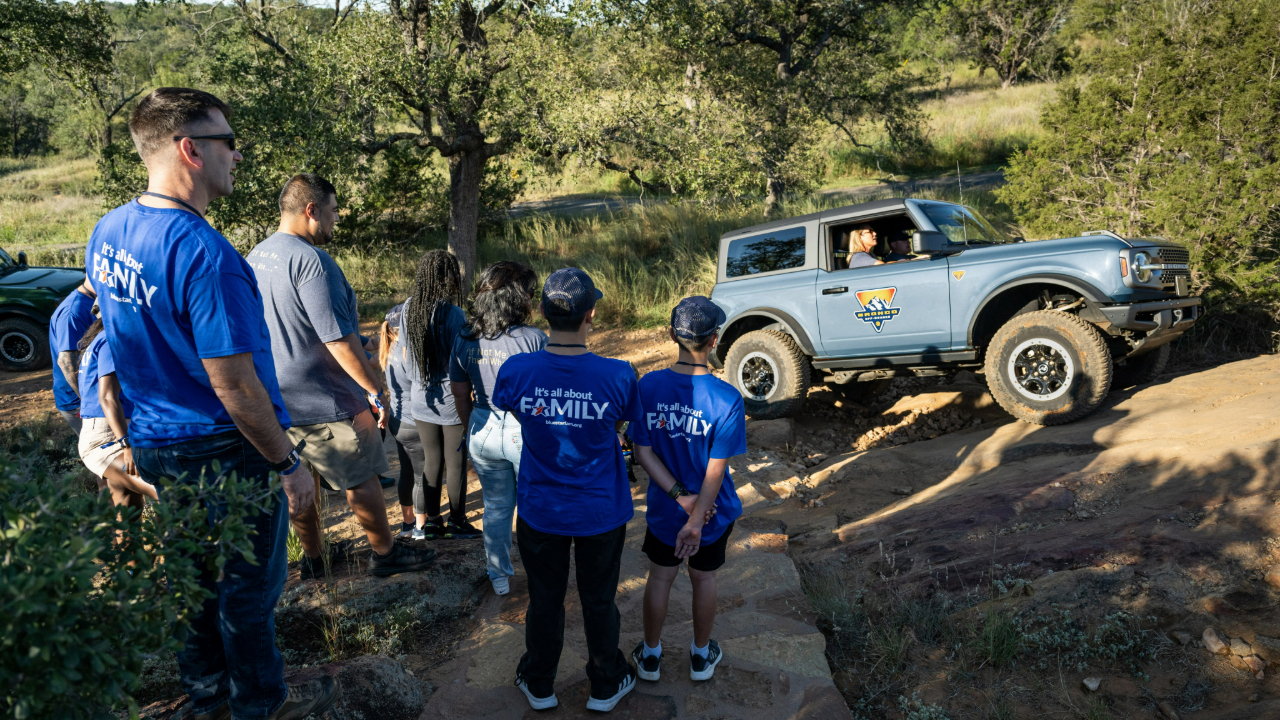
[266,676,339,720]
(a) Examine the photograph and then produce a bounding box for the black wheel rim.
[1011,341,1071,400]
[1,331,34,365]
[740,353,777,400]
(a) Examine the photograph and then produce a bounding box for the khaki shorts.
[287,410,391,492]
[78,416,124,477]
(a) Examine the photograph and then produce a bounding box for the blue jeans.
[135,430,289,720]
[468,407,521,581]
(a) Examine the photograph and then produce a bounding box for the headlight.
[1133,252,1153,283]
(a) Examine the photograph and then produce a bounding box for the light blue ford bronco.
[708,198,1200,425]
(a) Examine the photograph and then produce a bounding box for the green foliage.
[898,693,951,720]
[949,0,1073,88]
[0,440,280,719]
[1019,607,1159,678]
[998,0,1280,353]
[977,609,1021,667]
[0,0,111,78]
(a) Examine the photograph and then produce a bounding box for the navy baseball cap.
[541,267,603,317]
[671,296,727,340]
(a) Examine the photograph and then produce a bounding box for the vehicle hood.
[0,266,86,291]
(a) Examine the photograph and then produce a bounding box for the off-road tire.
[985,310,1112,426]
[0,317,50,371]
[1113,344,1172,388]
[725,329,810,419]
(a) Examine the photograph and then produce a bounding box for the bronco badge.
[854,287,902,332]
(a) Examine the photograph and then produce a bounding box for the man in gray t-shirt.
[248,173,435,579]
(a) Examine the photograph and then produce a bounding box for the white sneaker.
[410,526,426,541]
[585,667,636,712]
[515,673,557,710]
[492,576,510,595]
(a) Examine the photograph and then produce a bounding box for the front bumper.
[1100,297,1200,332]
[1100,297,1200,355]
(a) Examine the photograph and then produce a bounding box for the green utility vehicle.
[0,247,86,371]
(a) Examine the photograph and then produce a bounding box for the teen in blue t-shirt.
[490,267,640,713]
[48,284,96,433]
[629,296,745,685]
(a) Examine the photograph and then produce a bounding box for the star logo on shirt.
[532,406,546,416]
[657,418,667,428]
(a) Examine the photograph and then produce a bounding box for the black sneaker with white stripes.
[515,672,557,711]
[631,641,661,682]
[585,665,636,712]
[689,639,722,681]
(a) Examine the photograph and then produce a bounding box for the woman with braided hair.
[401,249,480,539]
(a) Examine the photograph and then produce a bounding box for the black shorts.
[642,522,734,573]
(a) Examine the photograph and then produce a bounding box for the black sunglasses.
[174,133,236,152]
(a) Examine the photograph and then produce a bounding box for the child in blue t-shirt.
[629,296,746,684]
[491,268,642,713]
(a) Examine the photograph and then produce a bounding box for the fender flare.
[717,307,817,363]
[966,273,1110,347]
[0,304,50,325]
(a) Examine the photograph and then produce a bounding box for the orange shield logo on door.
[854,287,901,333]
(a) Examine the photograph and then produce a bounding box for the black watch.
[667,481,688,500]
[117,435,131,449]
[268,439,306,474]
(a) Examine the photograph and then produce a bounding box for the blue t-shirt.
[49,291,95,411]
[86,200,290,447]
[449,325,548,412]
[77,331,135,420]
[491,351,643,536]
[630,369,747,546]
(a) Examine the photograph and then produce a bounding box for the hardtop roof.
[720,198,910,241]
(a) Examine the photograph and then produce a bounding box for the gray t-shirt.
[449,324,548,411]
[847,251,879,268]
[383,303,416,421]
[399,299,467,425]
[247,232,366,425]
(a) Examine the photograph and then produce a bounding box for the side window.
[725,227,806,278]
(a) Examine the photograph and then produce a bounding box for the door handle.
[823,286,848,295]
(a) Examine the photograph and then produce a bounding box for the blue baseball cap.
[541,267,602,317]
[670,296,727,340]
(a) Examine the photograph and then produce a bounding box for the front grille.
[1157,247,1191,287]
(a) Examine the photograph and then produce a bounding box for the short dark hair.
[279,173,337,216]
[544,307,588,332]
[129,88,232,161]
[674,334,715,354]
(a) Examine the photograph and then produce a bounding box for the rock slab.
[746,419,796,450]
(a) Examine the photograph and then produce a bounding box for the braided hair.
[406,249,462,386]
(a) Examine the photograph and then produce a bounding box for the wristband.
[268,439,307,474]
[667,481,688,500]
[368,391,385,411]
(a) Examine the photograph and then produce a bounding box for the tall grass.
[821,69,1055,183]
[0,156,101,251]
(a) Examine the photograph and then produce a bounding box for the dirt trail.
[731,354,1280,718]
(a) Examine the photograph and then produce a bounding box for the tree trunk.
[763,174,786,218]
[448,150,485,290]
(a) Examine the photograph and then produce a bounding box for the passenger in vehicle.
[884,235,917,262]
[845,224,884,268]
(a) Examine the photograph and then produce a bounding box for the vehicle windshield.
[0,247,14,269]
[920,203,1012,244]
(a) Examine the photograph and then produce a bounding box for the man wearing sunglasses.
[84,88,339,720]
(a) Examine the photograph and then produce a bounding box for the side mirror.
[912,230,948,255]
[17,251,28,267]
[1012,236,1026,243]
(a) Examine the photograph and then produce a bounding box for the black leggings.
[392,417,424,509]
[415,420,467,523]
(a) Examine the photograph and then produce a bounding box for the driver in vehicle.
[884,236,917,262]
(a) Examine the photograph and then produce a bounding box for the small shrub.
[0,454,279,719]
[899,692,950,720]
[1020,607,1159,678]
[977,609,1022,668]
